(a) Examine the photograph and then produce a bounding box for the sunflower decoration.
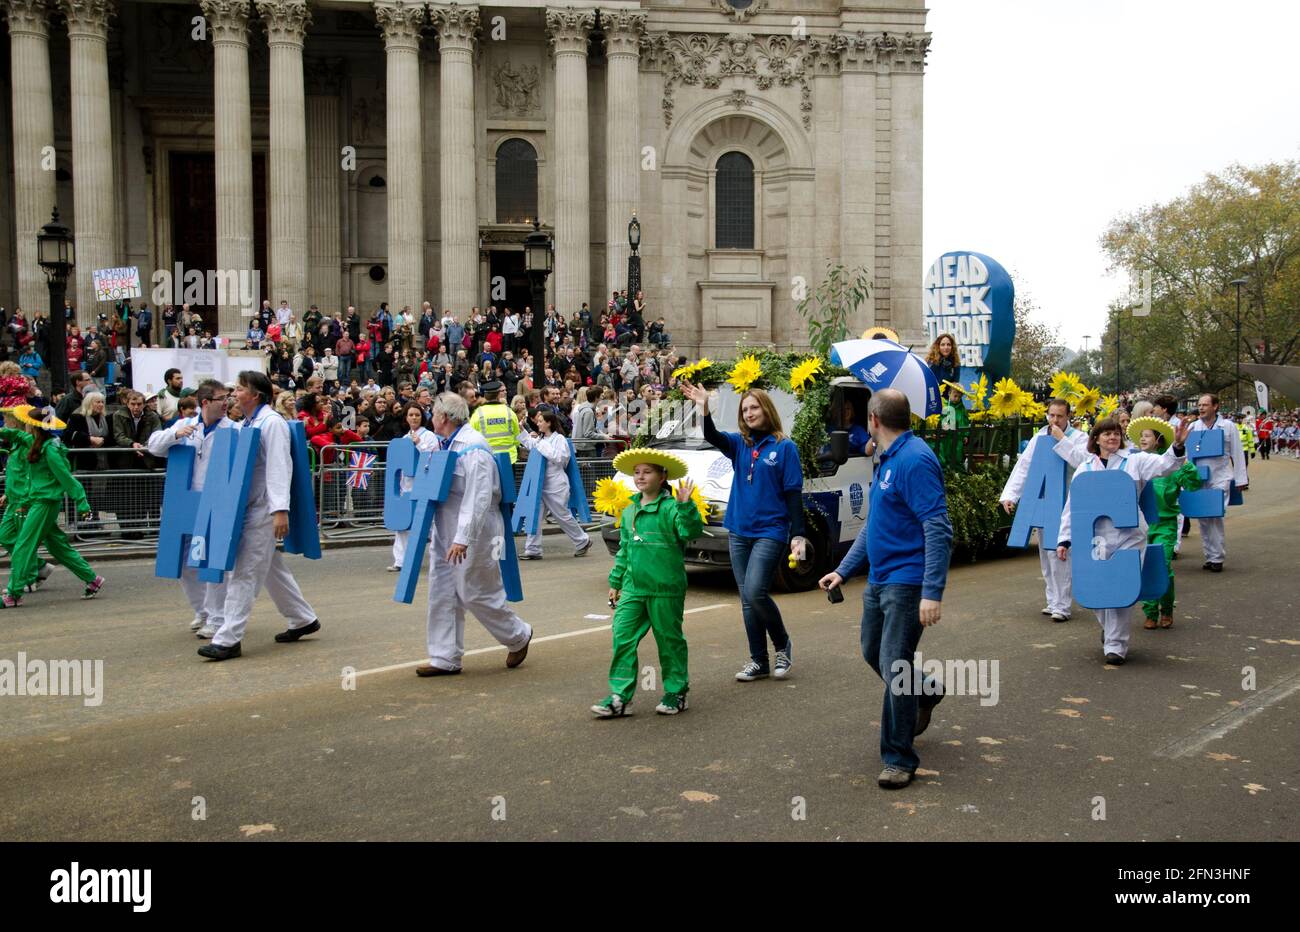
[924,413,941,428]
[671,357,713,382]
[789,356,823,395]
[1049,371,1084,401]
[966,373,989,412]
[1097,393,1120,418]
[674,480,711,523]
[727,355,763,393]
[592,477,635,526]
[986,377,1023,419]
[1016,390,1042,420]
[1074,384,1101,416]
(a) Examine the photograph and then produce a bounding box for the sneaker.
[573,539,592,558]
[197,622,219,639]
[655,692,689,715]
[521,553,543,560]
[773,642,793,679]
[1104,652,1126,666]
[190,615,205,632]
[1050,612,1069,623]
[82,575,106,599]
[591,695,630,718]
[877,766,913,789]
[386,563,401,573]
[1040,607,1053,616]
[735,660,769,682]
[38,563,53,582]
[1,593,20,609]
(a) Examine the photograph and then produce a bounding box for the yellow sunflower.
[674,480,711,522]
[967,373,989,411]
[924,413,941,428]
[727,355,763,393]
[671,357,713,382]
[1016,390,1040,419]
[1097,393,1119,418]
[1049,371,1084,400]
[1074,385,1101,416]
[592,477,635,526]
[789,356,823,394]
[987,377,1023,419]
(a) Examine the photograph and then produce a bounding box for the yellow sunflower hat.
[612,447,689,480]
[11,404,66,431]
[1128,415,1173,451]
[940,380,969,397]
[862,326,901,342]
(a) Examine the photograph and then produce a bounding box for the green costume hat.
[612,447,689,480]
[1128,415,1173,451]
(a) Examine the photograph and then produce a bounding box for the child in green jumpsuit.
[0,410,52,589]
[592,449,704,717]
[1131,417,1201,629]
[2,407,104,607]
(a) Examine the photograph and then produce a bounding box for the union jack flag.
[346,450,377,490]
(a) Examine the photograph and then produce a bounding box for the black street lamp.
[626,211,641,300]
[1229,277,1248,411]
[37,207,75,397]
[524,220,553,388]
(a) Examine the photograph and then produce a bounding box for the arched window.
[496,138,538,224]
[715,151,754,249]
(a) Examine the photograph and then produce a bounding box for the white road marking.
[351,602,732,679]
[1154,670,1300,758]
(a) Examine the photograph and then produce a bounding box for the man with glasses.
[147,380,235,636]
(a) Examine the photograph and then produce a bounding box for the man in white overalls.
[1187,393,1248,572]
[1000,397,1088,621]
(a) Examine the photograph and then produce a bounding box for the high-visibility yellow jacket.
[470,404,521,463]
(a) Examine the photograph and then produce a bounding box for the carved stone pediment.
[711,0,767,23]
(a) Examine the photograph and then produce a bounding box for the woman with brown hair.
[925,333,961,399]
[680,381,806,681]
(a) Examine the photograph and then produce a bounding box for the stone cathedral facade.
[1,0,930,355]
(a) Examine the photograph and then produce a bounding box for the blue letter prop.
[383,436,419,532]
[511,453,546,534]
[189,428,260,583]
[393,450,458,604]
[155,445,200,579]
[1007,435,1067,550]
[1070,471,1167,609]
[1178,429,1225,519]
[282,420,321,559]
[495,452,523,602]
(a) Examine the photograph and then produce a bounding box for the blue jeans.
[729,535,790,667]
[859,583,941,772]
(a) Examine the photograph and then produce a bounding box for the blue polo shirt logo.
[878,468,893,491]
[765,450,778,465]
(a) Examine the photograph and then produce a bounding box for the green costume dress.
[606,488,705,704]
[936,399,970,471]
[0,428,48,576]
[5,436,96,598]
[1141,461,1202,622]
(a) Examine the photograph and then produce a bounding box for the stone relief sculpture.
[492,60,541,116]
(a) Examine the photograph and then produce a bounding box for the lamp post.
[37,207,75,397]
[1229,277,1248,411]
[524,220,553,389]
[626,211,641,300]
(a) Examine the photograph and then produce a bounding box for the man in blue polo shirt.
[820,388,953,790]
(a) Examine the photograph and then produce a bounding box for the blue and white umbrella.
[830,338,942,417]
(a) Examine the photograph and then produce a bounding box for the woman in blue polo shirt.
[681,381,806,681]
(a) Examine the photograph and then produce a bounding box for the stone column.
[201,0,255,336]
[375,0,425,317]
[431,3,479,314]
[61,0,116,325]
[6,0,58,315]
[547,7,594,317]
[305,58,343,315]
[838,32,877,334]
[889,33,930,344]
[602,9,643,303]
[257,0,311,317]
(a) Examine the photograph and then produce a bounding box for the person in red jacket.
[65,331,84,373]
[1257,413,1274,460]
[485,325,503,356]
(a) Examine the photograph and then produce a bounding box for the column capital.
[374,0,424,49]
[6,0,51,39]
[546,6,593,57]
[837,30,931,73]
[59,0,114,37]
[200,0,251,43]
[256,0,311,47]
[429,3,479,53]
[600,9,644,58]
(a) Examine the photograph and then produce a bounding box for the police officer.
[468,381,520,464]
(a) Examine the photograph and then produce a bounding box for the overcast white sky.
[923,0,1300,351]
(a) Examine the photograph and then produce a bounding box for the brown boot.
[1143,617,1157,630]
[1159,615,1174,628]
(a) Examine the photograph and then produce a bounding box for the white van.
[600,376,875,591]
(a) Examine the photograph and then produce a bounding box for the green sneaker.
[591,695,630,718]
[655,692,689,715]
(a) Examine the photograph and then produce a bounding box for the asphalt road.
[1,458,1296,841]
